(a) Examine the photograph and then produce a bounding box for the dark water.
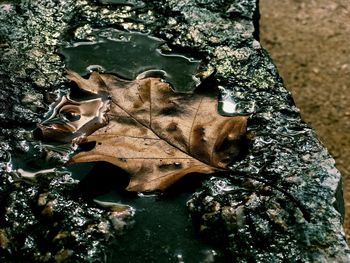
[103,191,226,262]
[60,28,201,92]
[66,162,229,263]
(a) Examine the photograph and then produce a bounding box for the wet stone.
[0,0,349,262]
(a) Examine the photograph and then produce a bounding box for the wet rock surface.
[0,0,349,262]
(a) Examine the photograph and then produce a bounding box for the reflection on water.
[17,168,56,179]
[218,85,255,116]
[60,28,201,92]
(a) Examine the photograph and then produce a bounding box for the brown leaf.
[37,71,247,192]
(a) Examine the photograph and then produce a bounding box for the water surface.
[60,29,201,92]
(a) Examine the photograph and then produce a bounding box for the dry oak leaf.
[39,71,247,192]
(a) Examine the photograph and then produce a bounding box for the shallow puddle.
[104,191,227,262]
[32,27,233,262]
[66,162,229,262]
[60,28,201,92]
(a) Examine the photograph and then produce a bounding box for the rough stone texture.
[0,0,349,262]
[259,0,350,243]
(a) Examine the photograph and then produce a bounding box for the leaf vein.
[94,134,160,140]
[188,98,203,155]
